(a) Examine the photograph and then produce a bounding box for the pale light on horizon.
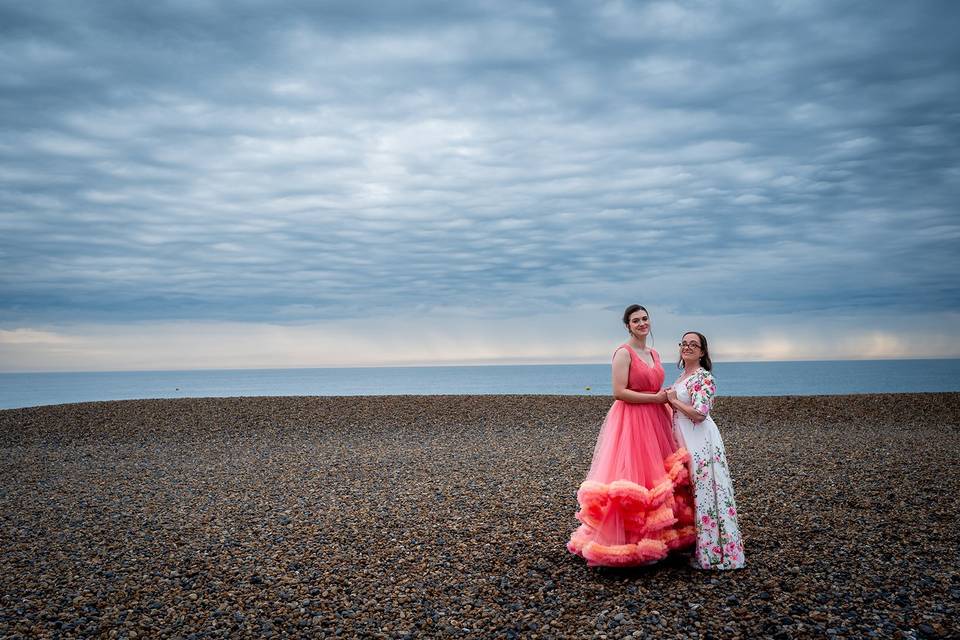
[2,310,957,373]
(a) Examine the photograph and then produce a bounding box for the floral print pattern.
[672,369,745,570]
[688,368,716,417]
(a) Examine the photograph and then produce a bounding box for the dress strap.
[614,344,636,362]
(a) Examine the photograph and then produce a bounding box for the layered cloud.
[1,1,958,368]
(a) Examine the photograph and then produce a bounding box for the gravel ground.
[1,393,958,639]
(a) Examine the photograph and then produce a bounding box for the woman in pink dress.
[568,305,697,567]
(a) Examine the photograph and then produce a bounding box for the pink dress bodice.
[619,345,666,393]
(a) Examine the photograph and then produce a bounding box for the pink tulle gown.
[568,345,697,566]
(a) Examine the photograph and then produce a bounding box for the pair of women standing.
[567,305,745,570]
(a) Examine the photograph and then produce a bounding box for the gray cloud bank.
[1,0,959,332]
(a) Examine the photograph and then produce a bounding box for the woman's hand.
[665,388,678,404]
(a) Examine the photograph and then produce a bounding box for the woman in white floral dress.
[665,332,745,570]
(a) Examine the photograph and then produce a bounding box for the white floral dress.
[671,368,745,570]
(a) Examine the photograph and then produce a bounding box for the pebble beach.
[1,393,958,639]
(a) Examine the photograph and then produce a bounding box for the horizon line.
[2,354,959,375]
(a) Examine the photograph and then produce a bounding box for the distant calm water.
[1,359,959,410]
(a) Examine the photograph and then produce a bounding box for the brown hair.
[677,331,712,371]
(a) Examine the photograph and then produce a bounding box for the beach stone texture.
[1,393,958,639]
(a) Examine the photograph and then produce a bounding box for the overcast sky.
[1,0,958,372]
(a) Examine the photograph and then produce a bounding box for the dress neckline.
[624,344,656,368]
[674,367,704,387]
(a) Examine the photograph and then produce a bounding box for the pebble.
[0,393,957,638]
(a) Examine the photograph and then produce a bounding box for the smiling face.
[627,309,650,340]
[679,332,703,364]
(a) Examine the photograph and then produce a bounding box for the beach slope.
[1,393,958,638]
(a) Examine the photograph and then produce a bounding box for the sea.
[1,359,959,410]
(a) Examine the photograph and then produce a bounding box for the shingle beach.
[2,393,958,639]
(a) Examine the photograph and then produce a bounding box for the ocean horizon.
[2,358,959,410]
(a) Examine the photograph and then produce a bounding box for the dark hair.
[677,331,712,371]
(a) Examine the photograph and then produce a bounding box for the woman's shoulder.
[690,367,717,389]
[613,344,633,360]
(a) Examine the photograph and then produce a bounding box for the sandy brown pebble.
[0,393,958,638]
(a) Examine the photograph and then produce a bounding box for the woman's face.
[679,332,703,364]
[627,309,650,339]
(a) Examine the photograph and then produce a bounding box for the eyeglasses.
[679,342,702,350]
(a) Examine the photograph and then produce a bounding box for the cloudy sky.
[1,0,958,372]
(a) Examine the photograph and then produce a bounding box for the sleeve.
[688,369,716,416]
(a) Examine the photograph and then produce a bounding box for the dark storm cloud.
[1,0,958,325]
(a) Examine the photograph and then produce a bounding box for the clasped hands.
[660,388,678,404]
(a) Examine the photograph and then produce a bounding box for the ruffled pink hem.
[569,448,695,567]
[579,538,668,567]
